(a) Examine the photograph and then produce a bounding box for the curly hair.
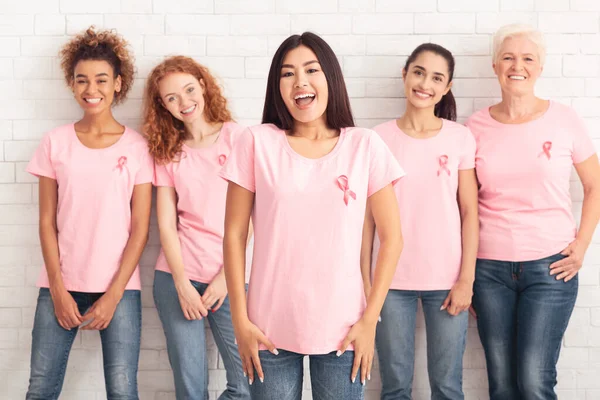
[60,26,135,105]
[143,56,232,165]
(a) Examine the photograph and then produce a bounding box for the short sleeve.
[219,127,256,193]
[570,111,597,164]
[458,129,476,170]
[26,134,56,179]
[153,162,174,187]
[135,149,154,185]
[367,132,406,197]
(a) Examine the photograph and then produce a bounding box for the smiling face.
[158,72,206,124]
[279,45,329,126]
[402,51,452,111]
[72,59,121,115]
[494,35,543,96]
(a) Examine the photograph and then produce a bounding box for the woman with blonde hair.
[466,24,600,400]
[143,55,250,399]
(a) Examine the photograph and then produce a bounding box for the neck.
[291,117,336,139]
[399,103,440,132]
[184,115,222,142]
[498,92,541,119]
[79,109,120,133]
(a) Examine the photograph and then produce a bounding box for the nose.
[294,71,308,88]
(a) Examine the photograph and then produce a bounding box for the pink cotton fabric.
[153,121,245,283]
[220,124,405,354]
[466,101,597,262]
[372,119,476,290]
[26,124,154,292]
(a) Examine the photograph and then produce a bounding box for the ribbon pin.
[538,141,552,160]
[218,154,227,166]
[337,175,356,206]
[115,156,127,173]
[437,155,450,176]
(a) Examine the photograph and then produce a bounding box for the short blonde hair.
[492,24,546,65]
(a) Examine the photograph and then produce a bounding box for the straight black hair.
[262,32,355,130]
[404,43,457,121]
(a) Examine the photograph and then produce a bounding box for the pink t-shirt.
[372,119,476,290]
[154,121,245,283]
[466,101,596,262]
[26,124,154,292]
[220,124,405,355]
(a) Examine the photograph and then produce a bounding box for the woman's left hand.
[338,317,377,385]
[549,239,588,282]
[201,270,228,312]
[441,280,473,316]
[81,291,121,330]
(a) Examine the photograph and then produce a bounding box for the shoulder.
[43,123,75,143]
[222,121,246,144]
[343,126,388,152]
[371,119,398,140]
[442,119,473,139]
[123,127,151,154]
[246,123,285,142]
[547,100,581,122]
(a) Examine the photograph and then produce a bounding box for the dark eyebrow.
[281,60,320,69]
[163,82,195,99]
[75,73,110,78]
[413,65,446,78]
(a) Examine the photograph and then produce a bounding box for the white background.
[0,0,599,399]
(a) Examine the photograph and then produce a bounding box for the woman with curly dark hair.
[25,26,152,399]
[143,56,250,399]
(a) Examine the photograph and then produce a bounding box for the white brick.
[534,0,570,11]
[0,80,23,99]
[229,98,264,119]
[593,308,600,326]
[375,0,435,12]
[0,121,11,141]
[0,309,21,327]
[0,59,12,79]
[21,36,67,57]
[558,348,589,369]
[541,55,563,77]
[339,0,375,12]
[571,0,600,11]
[244,57,271,79]
[153,0,213,13]
[365,78,403,97]
[230,15,290,36]
[321,35,366,56]
[439,0,499,12]
[3,0,58,13]
[0,100,38,120]
[221,78,266,99]
[430,35,491,55]
[12,120,70,141]
[206,37,268,57]
[585,78,600,96]
[366,35,430,56]
[535,78,585,97]
[350,98,405,119]
[452,78,501,97]
[291,14,352,35]
[353,14,414,34]
[35,15,66,36]
[14,58,61,80]
[345,78,366,97]
[66,14,105,35]
[0,287,38,307]
[24,80,72,100]
[0,38,21,57]
[215,0,275,13]
[344,56,405,78]
[538,13,599,34]
[59,0,120,13]
[501,0,535,11]
[0,15,34,36]
[476,12,538,33]
[104,14,164,36]
[0,163,15,183]
[577,369,600,388]
[33,99,80,120]
[577,287,600,307]
[563,55,600,77]
[455,56,495,78]
[572,98,600,117]
[165,15,229,36]
[276,0,337,13]
[143,36,205,57]
[121,0,152,13]
[544,34,580,54]
[414,13,476,34]
[0,184,31,204]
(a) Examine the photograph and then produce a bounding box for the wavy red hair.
[143,56,232,164]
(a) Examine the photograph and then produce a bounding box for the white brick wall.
[0,1,598,399]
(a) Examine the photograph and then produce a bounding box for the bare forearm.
[458,208,478,283]
[107,224,148,297]
[360,219,375,293]
[224,232,249,323]
[160,227,189,284]
[40,223,64,289]
[577,187,600,245]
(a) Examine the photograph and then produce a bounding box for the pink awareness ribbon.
[218,154,227,166]
[337,175,356,206]
[115,156,127,173]
[437,155,450,176]
[538,141,552,160]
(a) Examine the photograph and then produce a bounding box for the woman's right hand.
[175,280,209,320]
[50,286,82,330]
[235,319,278,384]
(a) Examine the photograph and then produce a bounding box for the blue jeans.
[27,288,141,400]
[375,289,468,400]
[250,349,363,400]
[153,270,250,400]
[473,253,578,400]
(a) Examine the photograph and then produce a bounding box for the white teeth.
[181,105,195,114]
[414,91,432,98]
[85,98,101,104]
[509,76,526,80]
[294,93,315,100]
